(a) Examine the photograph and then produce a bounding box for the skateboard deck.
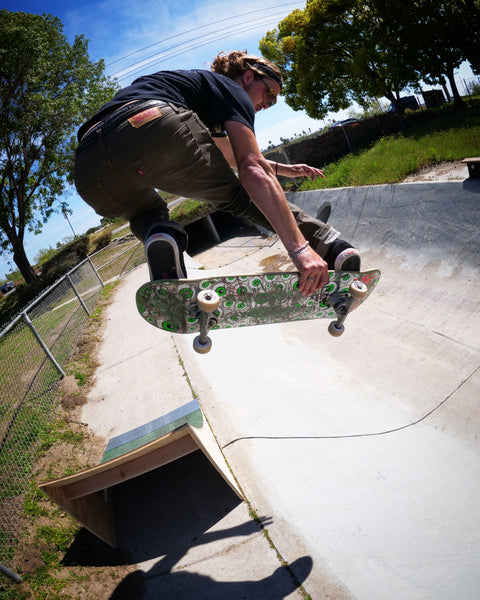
[136,269,381,352]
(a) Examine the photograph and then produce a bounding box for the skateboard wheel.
[193,335,212,354]
[349,280,368,300]
[328,321,345,337]
[197,289,220,312]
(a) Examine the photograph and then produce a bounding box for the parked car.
[0,281,15,294]
[329,118,359,130]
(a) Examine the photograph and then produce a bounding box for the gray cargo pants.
[74,100,336,255]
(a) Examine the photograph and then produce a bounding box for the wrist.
[288,241,310,260]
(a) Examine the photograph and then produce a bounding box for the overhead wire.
[108,3,303,82]
[106,2,300,68]
[112,13,288,82]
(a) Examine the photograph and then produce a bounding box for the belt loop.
[95,127,106,152]
[166,102,178,113]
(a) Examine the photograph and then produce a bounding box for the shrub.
[92,231,112,252]
[41,236,89,282]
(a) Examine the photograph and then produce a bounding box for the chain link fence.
[0,233,145,580]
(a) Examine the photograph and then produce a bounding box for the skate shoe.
[316,202,331,223]
[324,238,361,271]
[145,222,188,280]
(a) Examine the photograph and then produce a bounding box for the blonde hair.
[211,50,283,88]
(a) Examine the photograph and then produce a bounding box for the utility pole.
[62,208,77,239]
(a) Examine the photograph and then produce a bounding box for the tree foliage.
[259,0,480,119]
[0,10,118,283]
[412,0,480,104]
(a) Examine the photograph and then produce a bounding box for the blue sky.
[1,0,476,279]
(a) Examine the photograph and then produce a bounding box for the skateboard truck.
[190,279,369,352]
[327,279,368,337]
[192,289,220,354]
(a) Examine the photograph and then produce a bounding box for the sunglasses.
[257,77,278,108]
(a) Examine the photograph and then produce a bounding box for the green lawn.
[298,106,480,190]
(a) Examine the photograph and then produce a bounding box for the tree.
[0,10,119,283]
[259,0,480,117]
[412,0,480,107]
[260,1,423,118]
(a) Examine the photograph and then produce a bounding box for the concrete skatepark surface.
[81,177,480,599]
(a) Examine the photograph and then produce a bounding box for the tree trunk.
[446,68,464,108]
[11,241,37,284]
[441,78,451,102]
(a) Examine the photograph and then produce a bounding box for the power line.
[106,2,302,69]
[109,8,295,80]
[108,3,304,83]
[111,11,293,82]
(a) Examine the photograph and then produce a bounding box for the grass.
[0,283,118,600]
[0,420,85,600]
[0,285,103,516]
[298,106,480,190]
[169,198,212,223]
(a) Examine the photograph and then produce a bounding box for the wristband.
[289,241,310,260]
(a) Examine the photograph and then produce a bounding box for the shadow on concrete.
[106,555,313,600]
[463,177,480,190]
[63,451,312,599]
[186,211,263,255]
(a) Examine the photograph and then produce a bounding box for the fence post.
[281,145,298,186]
[0,562,23,583]
[86,255,104,287]
[340,123,354,153]
[22,311,66,377]
[66,273,90,316]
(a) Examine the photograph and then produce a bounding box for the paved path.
[82,179,480,599]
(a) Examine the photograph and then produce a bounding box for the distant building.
[422,89,446,108]
[388,96,420,113]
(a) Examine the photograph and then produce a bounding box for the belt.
[79,99,169,143]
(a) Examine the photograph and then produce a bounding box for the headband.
[252,62,283,89]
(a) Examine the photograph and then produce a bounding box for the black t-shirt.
[78,69,255,140]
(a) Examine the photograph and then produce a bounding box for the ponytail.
[211,50,283,88]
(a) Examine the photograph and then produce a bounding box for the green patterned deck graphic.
[136,269,381,334]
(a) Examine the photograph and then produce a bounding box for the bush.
[10,237,90,314]
[92,231,112,252]
[470,81,480,96]
[40,236,89,282]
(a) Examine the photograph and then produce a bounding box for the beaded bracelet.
[289,241,310,260]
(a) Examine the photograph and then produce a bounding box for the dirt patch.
[259,253,294,271]
[15,542,44,576]
[403,160,469,182]
[35,414,105,480]
[58,374,85,411]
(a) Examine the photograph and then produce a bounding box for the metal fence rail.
[0,234,144,578]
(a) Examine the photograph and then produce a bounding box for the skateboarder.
[74,50,360,296]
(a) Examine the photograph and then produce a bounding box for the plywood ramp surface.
[40,400,242,546]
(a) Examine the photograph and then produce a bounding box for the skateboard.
[136,269,381,354]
